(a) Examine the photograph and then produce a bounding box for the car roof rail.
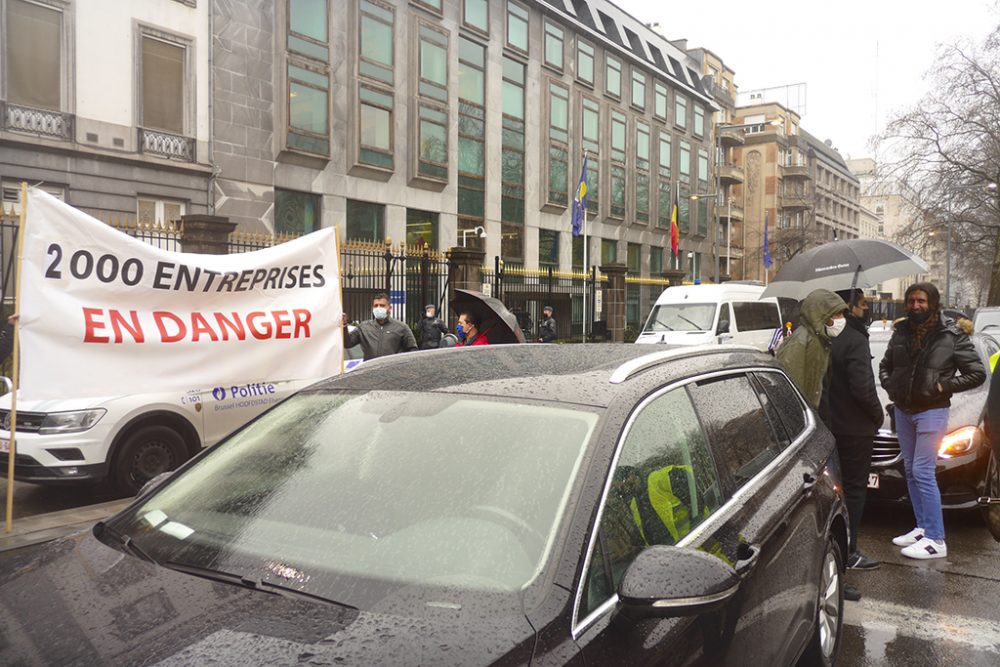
[609,344,761,384]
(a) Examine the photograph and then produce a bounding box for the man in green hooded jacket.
[775,289,848,408]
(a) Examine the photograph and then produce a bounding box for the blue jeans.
[896,407,949,540]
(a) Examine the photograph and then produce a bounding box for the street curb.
[0,498,133,553]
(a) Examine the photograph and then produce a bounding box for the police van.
[635,282,784,349]
[0,331,365,495]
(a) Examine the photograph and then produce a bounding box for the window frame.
[462,0,489,34]
[576,38,594,86]
[358,0,394,85]
[543,19,564,72]
[605,54,622,100]
[505,0,529,54]
[653,81,667,121]
[4,0,74,113]
[135,23,195,137]
[630,67,646,110]
[571,367,816,638]
[674,93,687,131]
[287,0,330,62]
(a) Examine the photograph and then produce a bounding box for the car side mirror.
[617,545,740,619]
[717,319,730,335]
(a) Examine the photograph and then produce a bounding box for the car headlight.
[938,426,983,458]
[39,409,107,434]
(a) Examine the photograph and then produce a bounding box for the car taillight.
[938,426,982,458]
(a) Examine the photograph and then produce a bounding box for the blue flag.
[763,210,773,269]
[571,155,588,237]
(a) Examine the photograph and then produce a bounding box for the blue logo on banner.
[212,387,227,401]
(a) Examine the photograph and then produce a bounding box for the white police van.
[0,333,365,495]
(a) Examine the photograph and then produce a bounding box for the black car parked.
[867,326,1000,508]
[0,345,848,666]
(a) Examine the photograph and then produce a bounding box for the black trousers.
[835,433,875,552]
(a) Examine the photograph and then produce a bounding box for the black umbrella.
[761,239,929,300]
[449,289,526,344]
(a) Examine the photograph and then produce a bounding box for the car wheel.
[799,537,843,667]
[113,425,187,495]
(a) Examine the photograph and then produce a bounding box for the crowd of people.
[777,282,987,602]
[342,293,559,361]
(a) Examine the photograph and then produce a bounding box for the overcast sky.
[614,0,999,160]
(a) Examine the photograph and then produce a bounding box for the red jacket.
[459,330,491,346]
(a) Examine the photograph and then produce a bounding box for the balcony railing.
[719,163,744,185]
[1,101,73,140]
[781,164,811,179]
[720,203,744,221]
[139,127,195,162]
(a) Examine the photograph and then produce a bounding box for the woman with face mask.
[879,282,985,559]
[775,288,849,409]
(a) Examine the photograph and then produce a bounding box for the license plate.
[0,438,8,454]
[867,473,880,489]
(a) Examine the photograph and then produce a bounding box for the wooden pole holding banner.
[5,182,26,534]
[336,224,345,375]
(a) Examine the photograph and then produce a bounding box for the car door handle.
[802,472,817,495]
[734,543,761,577]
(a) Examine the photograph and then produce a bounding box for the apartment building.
[210,0,719,288]
[0,0,212,222]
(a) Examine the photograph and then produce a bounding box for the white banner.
[18,189,343,400]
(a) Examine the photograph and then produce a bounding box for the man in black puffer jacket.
[820,289,884,592]
[878,282,985,561]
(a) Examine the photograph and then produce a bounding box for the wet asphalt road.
[842,503,1000,666]
[0,477,125,520]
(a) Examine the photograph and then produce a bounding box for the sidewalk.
[0,498,132,553]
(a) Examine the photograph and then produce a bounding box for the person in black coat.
[538,306,557,343]
[418,304,448,350]
[820,290,884,589]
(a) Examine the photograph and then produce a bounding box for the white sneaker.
[892,527,924,546]
[901,537,947,560]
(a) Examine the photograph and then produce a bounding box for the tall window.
[501,56,526,261]
[539,229,559,267]
[650,247,663,275]
[288,0,329,62]
[463,0,488,32]
[274,189,320,235]
[605,56,621,98]
[417,24,449,180]
[679,140,691,186]
[287,62,330,155]
[6,0,64,111]
[635,121,650,224]
[357,0,394,168]
[346,199,384,242]
[406,208,438,250]
[698,147,709,188]
[694,104,704,137]
[458,37,486,249]
[581,97,600,214]
[696,197,708,237]
[658,131,672,179]
[548,82,569,206]
[506,1,528,53]
[657,181,672,230]
[577,39,594,85]
[631,68,646,109]
[654,82,667,121]
[544,21,563,70]
[675,94,687,129]
[140,34,187,135]
[678,185,689,235]
[610,110,626,219]
[601,239,617,264]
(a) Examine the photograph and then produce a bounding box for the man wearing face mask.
[455,311,490,346]
[879,283,985,559]
[342,293,418,361]
[817,289,885,595]
[776,288,848,409]
[418,304,448,350]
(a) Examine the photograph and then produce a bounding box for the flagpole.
[335,224,345,375]
[580,151,588,344]
[5,183,26,534]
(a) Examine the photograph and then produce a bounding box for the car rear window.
[752,370,808,443]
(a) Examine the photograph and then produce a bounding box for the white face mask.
[826,317,847,338]
[426,311,435,318]
[373,306,388,320]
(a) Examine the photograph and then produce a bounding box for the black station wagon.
[0,345,848,666]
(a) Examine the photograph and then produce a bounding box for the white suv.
[0,377,314,494]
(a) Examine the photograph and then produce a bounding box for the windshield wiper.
[654,316,674,331]
[676,314,704,330]
[162,561,356,609]
[93,521,157,564]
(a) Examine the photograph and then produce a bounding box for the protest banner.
[17,189,343,401]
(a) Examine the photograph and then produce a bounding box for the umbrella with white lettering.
[760,239,929,300]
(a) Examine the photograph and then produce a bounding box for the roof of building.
[799,128,859,183]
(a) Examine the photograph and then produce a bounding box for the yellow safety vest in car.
[991,350,999,373]
[629,465,694,544]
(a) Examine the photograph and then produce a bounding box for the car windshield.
[643,303,717,332]
[107,390,599,607]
